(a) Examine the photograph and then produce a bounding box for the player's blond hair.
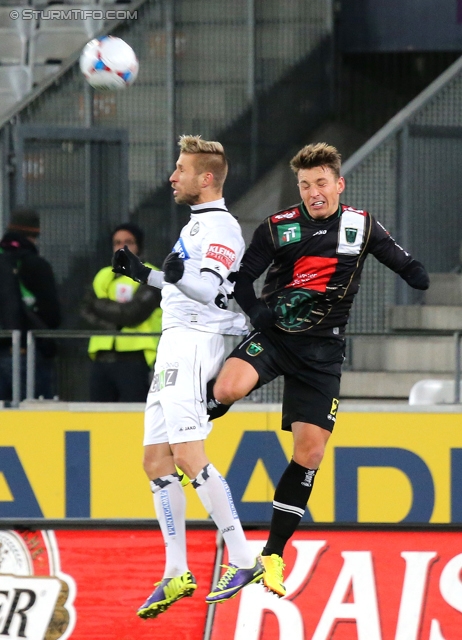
[290,142,342,179]
[178,134,228,189]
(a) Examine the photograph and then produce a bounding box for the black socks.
[262,459,318,557]
[206,378,231,419]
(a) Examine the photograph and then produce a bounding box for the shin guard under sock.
[263,459,318,557]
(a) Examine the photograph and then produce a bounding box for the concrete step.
[340,371,454,399]
[349,335,457,372]
[425,273,462,305]
[389,305,462,331]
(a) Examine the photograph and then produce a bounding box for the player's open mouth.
[312,201,324,207]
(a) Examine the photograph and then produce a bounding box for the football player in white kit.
[112,135,264,619]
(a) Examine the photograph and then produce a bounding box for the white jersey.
[161,200,248,335]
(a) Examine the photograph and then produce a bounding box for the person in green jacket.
[81,222,162,402]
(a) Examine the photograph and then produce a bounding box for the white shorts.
[144,328,225,446]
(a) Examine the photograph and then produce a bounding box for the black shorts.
[228,328,345,432]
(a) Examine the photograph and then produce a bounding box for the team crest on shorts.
[246,342,263,357]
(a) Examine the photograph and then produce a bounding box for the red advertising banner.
[0,528,216,640]
[211,530,462,640]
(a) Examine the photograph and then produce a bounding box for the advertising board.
[0,408,461,522]
[0,526,215,640]
[211,529,462,640]
[0,525,460,640]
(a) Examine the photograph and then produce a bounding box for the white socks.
[192,463,255,568]
[151,474,188,578]
[151,465,256,574]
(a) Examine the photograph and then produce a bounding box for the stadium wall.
[0,404,461,523]
[0,523,460,639]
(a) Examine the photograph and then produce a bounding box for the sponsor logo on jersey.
[246,342,264,357]
[275,289,317,329]
[205,244,236,269]
[313,229,327,237]
[278,223,301,245]
[172,237,190,260]
[271,209,300,223]
[190,222,200,236]
[338,211,366,255]
[342,204,365,215]
[345,227,358,244]
[287,255,338,291]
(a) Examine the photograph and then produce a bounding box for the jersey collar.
[300,201,341,223]
[190,197,227,213]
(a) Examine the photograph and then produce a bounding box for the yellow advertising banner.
[0,408,461,522]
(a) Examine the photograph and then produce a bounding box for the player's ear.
[337,176,346,194]
[202,172,214,187]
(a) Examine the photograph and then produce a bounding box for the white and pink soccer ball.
[80,36,139,91]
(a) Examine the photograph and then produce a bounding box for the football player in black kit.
[207,142,430,597]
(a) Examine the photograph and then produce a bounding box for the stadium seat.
[0,7,35,65]
[408,379,462,405]
[0,65,32,116]
[33,62,61,85]
[0,0,30,5]
[32,5,102,64]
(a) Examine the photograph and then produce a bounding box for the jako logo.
[221,526,235,534]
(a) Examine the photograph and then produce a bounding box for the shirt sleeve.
[367,215,413,273]
[174,270,221,304]
[147,269,165,289]
[200,225,243,283]
[239,219,276,281]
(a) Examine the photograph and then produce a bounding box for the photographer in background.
[81,222,162,402]
[0,208,61,403]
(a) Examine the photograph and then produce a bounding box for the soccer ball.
[79,36,139,91]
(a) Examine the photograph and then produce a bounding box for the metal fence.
[342,55,462,333]
[1,2,461,403]
[0,0,334,402]
[0,329,458,406]
[0,0,334,264]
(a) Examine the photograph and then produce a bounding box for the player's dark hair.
[290,143,341,179]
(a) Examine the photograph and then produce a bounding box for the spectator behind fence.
[0,208,61,403]
[80,222,162,402]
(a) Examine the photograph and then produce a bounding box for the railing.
[343,330,462,405]
[0,330,21,408]
[25,329,161,402]
[12,328,462,406]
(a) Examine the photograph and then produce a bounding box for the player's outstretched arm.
[112,245,152,284]
[398,259,430,290]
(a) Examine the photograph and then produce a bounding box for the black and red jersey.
[240,202,413,336]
